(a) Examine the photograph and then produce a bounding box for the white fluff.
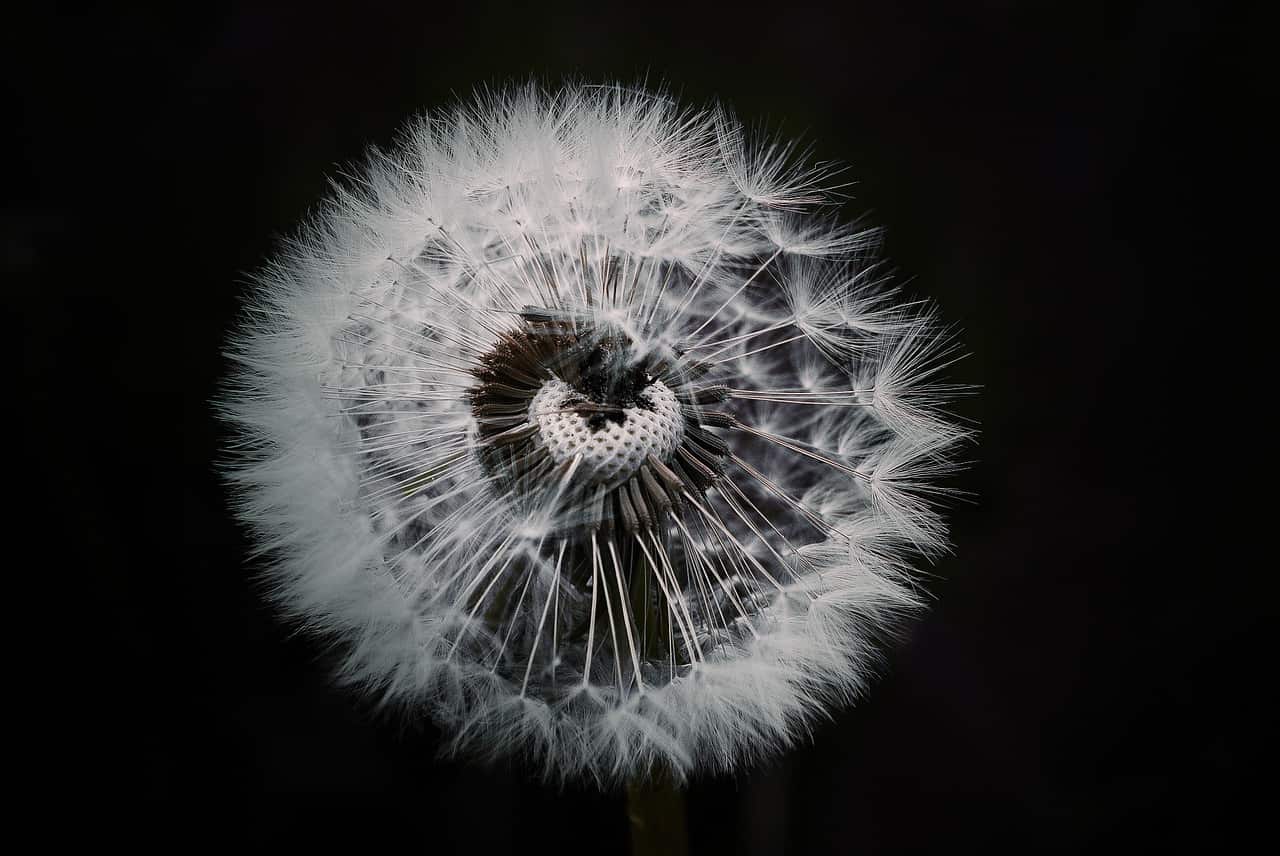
[217,82,970,785]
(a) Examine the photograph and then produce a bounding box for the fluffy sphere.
[218,82,969,784]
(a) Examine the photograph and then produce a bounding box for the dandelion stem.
[626,770,688,856]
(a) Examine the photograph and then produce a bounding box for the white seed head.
[217,81,971,786]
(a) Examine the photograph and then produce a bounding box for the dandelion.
[218,82,970,786]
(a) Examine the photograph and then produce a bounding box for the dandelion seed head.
[218,81,971,785]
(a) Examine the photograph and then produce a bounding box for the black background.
[14,1,1248,850]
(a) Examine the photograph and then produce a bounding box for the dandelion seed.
[217,82,971,785]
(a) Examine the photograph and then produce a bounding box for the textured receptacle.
[529,379,683,487]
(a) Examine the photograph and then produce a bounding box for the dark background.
[14,1,1247,849]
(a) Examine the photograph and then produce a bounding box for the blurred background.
[13,1,1244,849]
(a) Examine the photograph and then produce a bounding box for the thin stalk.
[626,770,688,856]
